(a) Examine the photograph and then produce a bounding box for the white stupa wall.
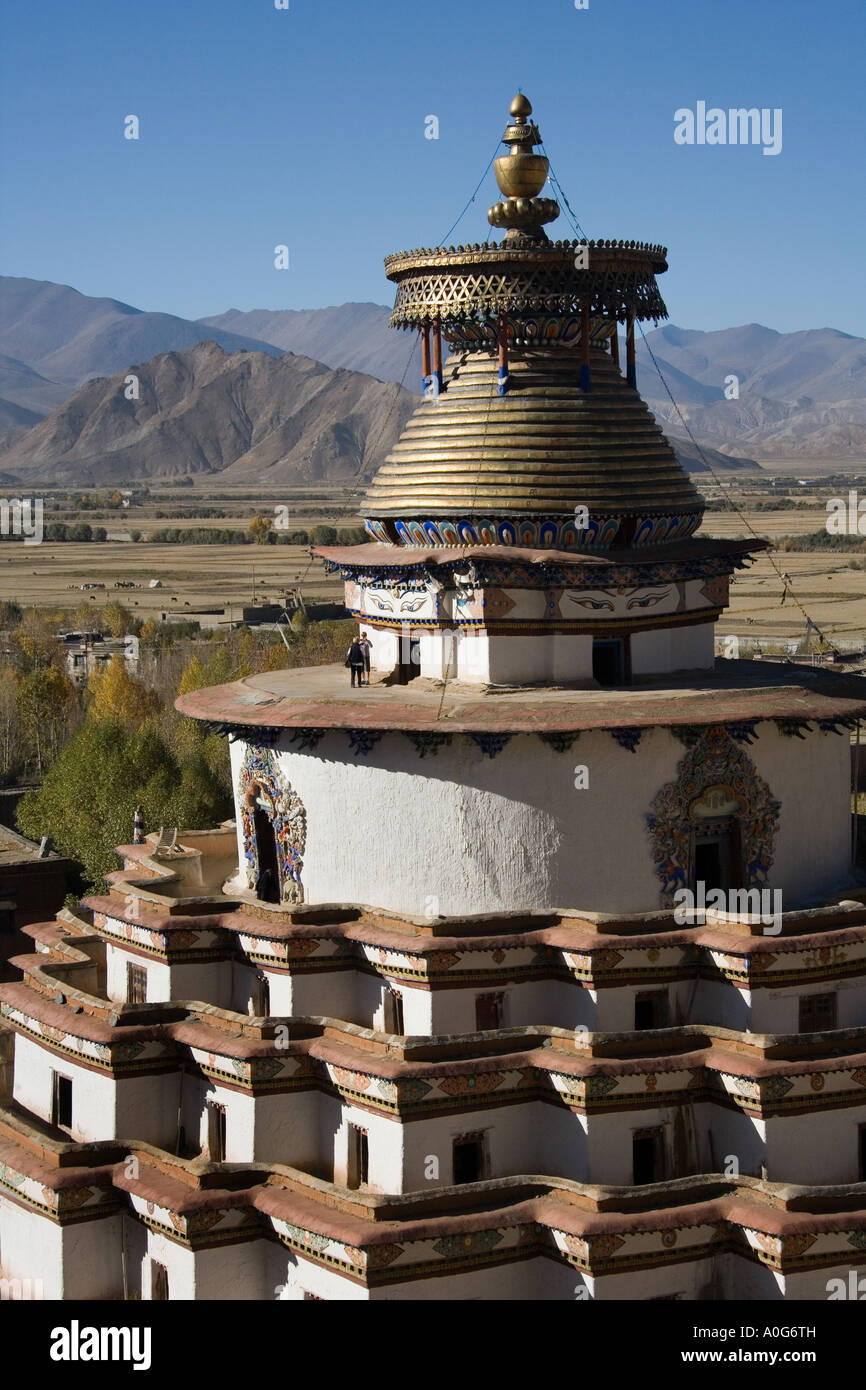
[364,623,715,685]
[229,723,852,918]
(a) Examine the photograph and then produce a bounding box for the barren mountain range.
[0,340,415,486]
[0,275,863,484]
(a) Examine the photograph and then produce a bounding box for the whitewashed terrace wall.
[12,1034,179,1148]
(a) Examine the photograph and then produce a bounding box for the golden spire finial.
[488,93,559,240]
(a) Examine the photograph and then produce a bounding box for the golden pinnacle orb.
[488,92,560,239]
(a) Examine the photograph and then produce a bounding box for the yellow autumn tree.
[247,514,272,544]
[88,653,161,726]
[100,602,131,638]
[10,611,62,671]
[178,655,208,696]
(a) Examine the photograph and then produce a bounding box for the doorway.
[252,973,270,1017]
[347,1125,369,1189]
[51,1072,72,1130]
[634,990,669,1031]
[633,1128,665,1184]
[592,638,627,686]
[254,803,281,903]
[150,1260,169,1301]
[206,1101,226,1162]
[453,1133,486,1184]
[394,634,421,684]
[691,817,739,894]
[383,987,404,1035]
[475,992,504,1031]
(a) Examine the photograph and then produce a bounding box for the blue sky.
[1,0,863,334]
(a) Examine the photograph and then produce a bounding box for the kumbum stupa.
[4,95,866,1302]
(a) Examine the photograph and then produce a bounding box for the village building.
[0,827,71,982]
[60,631,139,685]
[2,95,866,1301]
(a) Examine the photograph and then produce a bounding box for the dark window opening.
[151,1260,169,1301]
[475,992,504,1032]
[859,1127,866,1182]
[592,638,626,687]
[633,1128,664,1185]
[799,992,837,1033]
[206,1101,226,1162]
[383,987,404,1035]
[254,803,280,903]
[51,1072,72,1130]
[634,990,669,1030]
[347,1124,369,1190]
[453,1133,485,1185]
[127,962,147,1004]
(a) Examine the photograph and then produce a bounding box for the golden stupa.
[362,94,703,550]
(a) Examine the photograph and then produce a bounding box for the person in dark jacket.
[346,638,365,687]
[358,630,372,684]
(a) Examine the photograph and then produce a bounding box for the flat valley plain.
[1,465,865,647]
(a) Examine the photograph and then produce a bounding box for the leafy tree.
[9,611,63,672]
[87,653,162,726]
[15,665,76,775]
[178,655,207,696]
[0,601,22,628]
[101,602,131,638]
[17,720,231,888]
[0,664,23,781]
[72,602,102,634]
[310,525,338,545]
[247,514,272,544]
[69,523,93,542]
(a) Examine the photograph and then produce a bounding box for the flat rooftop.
[0,827,62,867]
[175,659,866,734]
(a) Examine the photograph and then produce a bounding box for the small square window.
[798,992,837,1033]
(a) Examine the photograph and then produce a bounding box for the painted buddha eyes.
[572,597,614,611]
[627,589,671,610]
[367,591,427,613]
[566,587,673,612]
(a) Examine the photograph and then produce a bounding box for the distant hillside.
[665,436,759,474]
[0,277,282,432]
[199,303,422,386]
[636,324,866,458]
[0,340,416,487]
